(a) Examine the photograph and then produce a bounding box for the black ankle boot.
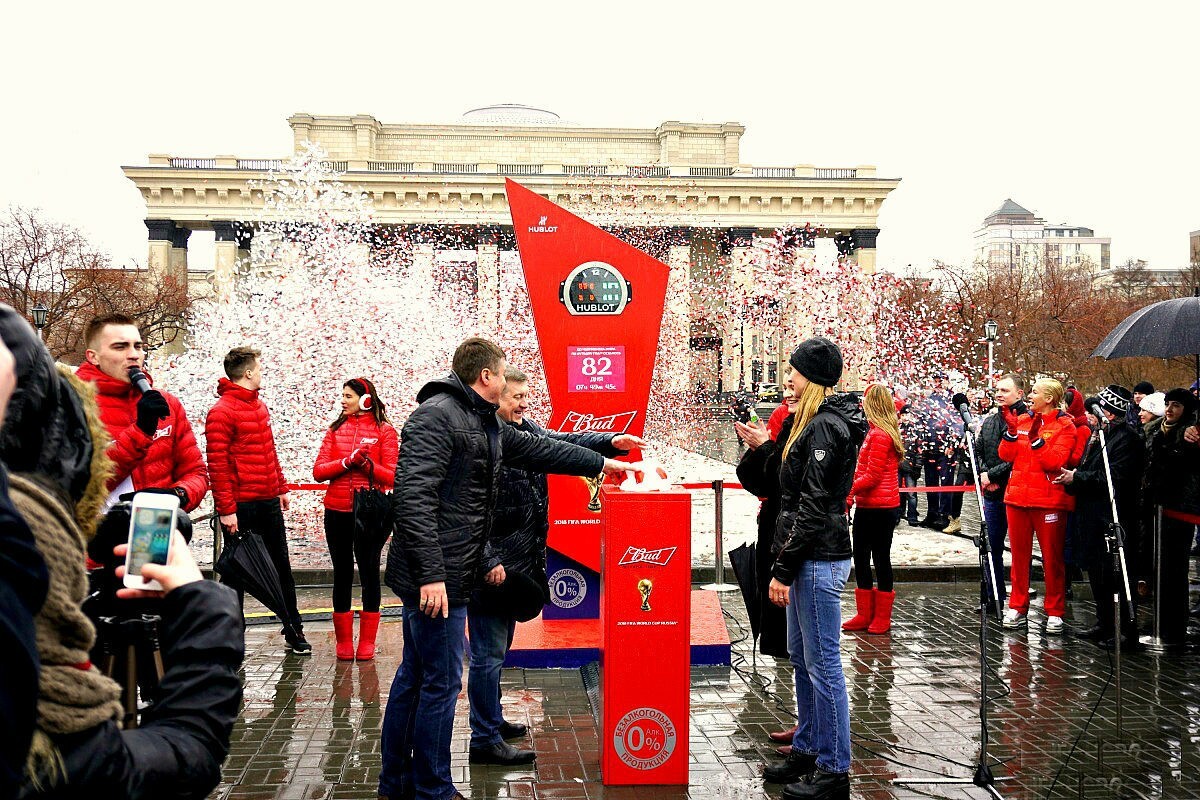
[782,767,850,799]
[763,750,817,784]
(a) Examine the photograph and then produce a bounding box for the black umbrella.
[1091,292,1200,386]
[215,528,299,638]
[727,542,760,640]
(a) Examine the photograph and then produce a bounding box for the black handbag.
[353,459,394,548]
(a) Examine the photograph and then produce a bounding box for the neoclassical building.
[123,105,899,392]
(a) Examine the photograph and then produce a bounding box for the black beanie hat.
[788,337,843,388]
[1133,381,1154,395]
[1096,384,1132,417]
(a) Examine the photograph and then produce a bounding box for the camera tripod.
[96,614,165,729]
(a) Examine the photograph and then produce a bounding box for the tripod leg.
[124,643,139,730]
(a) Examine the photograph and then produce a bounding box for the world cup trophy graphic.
[637,578,653,612]
[581,473,604,513]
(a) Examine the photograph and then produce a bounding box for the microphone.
[951,392,974,424]
[1086,399,1108,426]
[127,365,152,394]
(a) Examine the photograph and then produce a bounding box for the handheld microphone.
[951,392,974,424]
[127,365,152,395]
[1085,399,1108,426]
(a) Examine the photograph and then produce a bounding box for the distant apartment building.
[974,199,1111,271]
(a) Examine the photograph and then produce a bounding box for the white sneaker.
[1002,609,1027,629]
[1045,616,1064,635]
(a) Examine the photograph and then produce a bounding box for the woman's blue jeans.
[787,558,852,774]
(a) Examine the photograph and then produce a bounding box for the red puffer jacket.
[1064,390,1092,469]
[312,414,399,512]
[75,362,208,511]
[204,379,288,515]
[849,423,901,508]
[998,409,1075,511]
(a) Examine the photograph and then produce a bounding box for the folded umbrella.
[215,526,299,639]
[727,542,760,640]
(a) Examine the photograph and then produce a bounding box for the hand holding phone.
[123,491,180,591]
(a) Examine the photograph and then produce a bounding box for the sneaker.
[942,517,962,534]
[1045,616,1064,635]
[285,632,312,655]
[1001,609,1027,629]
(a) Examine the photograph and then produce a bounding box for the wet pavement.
[214,579,1200,799]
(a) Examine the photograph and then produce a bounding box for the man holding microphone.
[74,314,207,511]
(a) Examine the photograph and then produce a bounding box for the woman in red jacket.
[843,384,904,634]
[998,377,1075,634]
[313,377,398,660]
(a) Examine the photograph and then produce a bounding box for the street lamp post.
[31,303,49,341]
[984,319,999,388]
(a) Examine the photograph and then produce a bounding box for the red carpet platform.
[502,589,731,668]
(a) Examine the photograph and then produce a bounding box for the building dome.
[460,104,563,126]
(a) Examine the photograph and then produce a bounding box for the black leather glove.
[135,390,170,435]
[171,487,189,506]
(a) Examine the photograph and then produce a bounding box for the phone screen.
[129,507,173,576]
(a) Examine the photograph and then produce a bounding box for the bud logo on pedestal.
[559,410,637,434]
[619,546,677,567]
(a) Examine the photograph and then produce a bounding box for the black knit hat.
[1096,384,1132,417]
[788,337,843,388]
[1133,381,1155,395]
[1164,387,1198,414]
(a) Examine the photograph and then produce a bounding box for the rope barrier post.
[1141,505,1170,653]
[703,478,738,592]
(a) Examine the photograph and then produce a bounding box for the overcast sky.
[2,1,1196,274]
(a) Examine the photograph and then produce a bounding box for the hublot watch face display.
[560,261,632,315]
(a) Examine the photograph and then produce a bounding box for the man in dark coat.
[379,338,627,800]
[1056,385,1143,649]
[974,373,1027,611]
[467,366,640,765]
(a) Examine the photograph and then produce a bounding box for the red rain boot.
[356,611,381,661]
[867,590,895,635]
[333,611,355,661]
[842,588,876,632]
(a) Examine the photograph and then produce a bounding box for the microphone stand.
[1093,415,1135,735]
[895,407,1007,797]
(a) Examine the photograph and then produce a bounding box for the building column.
[726,228,756,394]
[476,240,500,333]
[661,228,693,395]
[212,222,242,300]
[850,228,879,274]
[145,220,176,279]
[168,225,191,281]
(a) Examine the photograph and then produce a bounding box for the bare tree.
[0,207,188,360]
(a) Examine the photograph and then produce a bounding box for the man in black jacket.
[467,366,642,765]
[974,373,1027,612]
[379,338,627,800]
[1055,385,1143,650]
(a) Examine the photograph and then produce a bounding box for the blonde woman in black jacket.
[761,338,865,800]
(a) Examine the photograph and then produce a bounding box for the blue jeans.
[379,605,468,800]
[900,473,919,523]
[467,608,517,748]
[787,559,852,774]
[982,497,1009,608]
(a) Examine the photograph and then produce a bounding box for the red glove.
[348,448,369,467]
[1028,414,1044,441]
[1002,407,1019,436]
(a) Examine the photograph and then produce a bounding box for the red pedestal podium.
[600,486,690,785]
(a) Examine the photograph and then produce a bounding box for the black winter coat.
[484,417,622,591]
[1144,412,1200,514]
[975,410,1016,501]
[20,581,244,800]
[735,415,792,658]
[772,394,868,582]
[386,375,606,606]
[1065,420,1143,533]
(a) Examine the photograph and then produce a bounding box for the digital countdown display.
[568,345,626,392]
[560,261,632,315]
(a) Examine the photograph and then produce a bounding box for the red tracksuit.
[998,409,1076,617]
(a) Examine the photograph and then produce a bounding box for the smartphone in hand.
[124,491,179,591]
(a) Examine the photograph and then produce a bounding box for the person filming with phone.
[74,314,207,512]
[0,304,243,799]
